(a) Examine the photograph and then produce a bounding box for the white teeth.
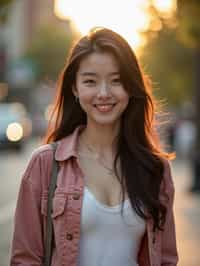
[95,104,115,106]
[98,104,112,107]
[94,104,115,112]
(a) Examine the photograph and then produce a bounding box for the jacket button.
[73,193,80,200]
[66,233,73,240]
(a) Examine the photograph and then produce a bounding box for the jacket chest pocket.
[41,190,67,219]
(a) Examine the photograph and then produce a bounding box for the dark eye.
[112,78,121,84]
[83,79,96,85]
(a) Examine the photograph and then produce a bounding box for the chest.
[46,159,161,266]
[77,156,129,207]
[77,186,146,266]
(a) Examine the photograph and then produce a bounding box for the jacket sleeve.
[161,160,179,265]
[10,152,45,266]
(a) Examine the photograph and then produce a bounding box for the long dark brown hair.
[44,27,174,231]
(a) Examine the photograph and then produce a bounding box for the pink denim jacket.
[10,126,178,266]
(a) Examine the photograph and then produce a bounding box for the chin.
[90,116,120,126]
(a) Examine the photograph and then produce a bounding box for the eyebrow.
[80,72,97,76]
[80,71,120,76]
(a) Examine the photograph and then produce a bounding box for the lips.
[94,103,116,112]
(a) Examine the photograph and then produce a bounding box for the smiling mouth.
[93,103,116,112]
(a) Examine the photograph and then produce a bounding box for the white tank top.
[77,186,146,266]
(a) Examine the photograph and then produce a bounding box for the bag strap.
[44,142,59,266]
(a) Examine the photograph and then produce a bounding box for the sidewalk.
[171,159,200,266]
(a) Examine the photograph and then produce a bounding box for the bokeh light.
[153,0,176,13]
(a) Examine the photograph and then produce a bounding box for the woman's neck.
[80,122,120,157]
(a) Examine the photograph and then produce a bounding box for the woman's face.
[74,52,129,127]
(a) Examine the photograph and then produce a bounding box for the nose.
[97,82,111,99]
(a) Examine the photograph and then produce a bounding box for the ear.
[72,85,78,97]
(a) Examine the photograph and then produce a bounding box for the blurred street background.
[0,0,200,265]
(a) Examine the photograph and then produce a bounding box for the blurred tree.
[177,0,200,192]
[177,0,200,48]
[0,0,14,24]
[141,24,193,107]
[140,1,193,108]
[24,23,79,82]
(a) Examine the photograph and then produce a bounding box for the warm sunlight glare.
[153,0,176,13]
[54,0,149,50]
[55,0,175,49]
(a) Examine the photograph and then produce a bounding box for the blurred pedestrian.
[174,118,196,160]
[10,27,178,266]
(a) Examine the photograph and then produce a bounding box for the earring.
[75,96,79,103]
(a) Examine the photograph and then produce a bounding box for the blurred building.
[0,0,73,137]
[4,0,58,63]
[0,0,70,106]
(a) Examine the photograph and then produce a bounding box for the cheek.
[79,93,90,102]
[78,90,96,111]
[78,88,95,102]
[115,90,129,105]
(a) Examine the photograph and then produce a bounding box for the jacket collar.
[55,125,85,161]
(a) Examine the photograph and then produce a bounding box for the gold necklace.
[78,136,115,176]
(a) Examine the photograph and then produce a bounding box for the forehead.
[77,52,120,76]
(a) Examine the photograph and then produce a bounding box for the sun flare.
[54,0,175,50]
[153,0,176,13]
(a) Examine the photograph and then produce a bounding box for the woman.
[10,27,178,266]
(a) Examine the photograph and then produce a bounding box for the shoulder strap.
[44,142,59,266]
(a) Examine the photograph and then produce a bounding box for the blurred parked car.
[0,102,32,151]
